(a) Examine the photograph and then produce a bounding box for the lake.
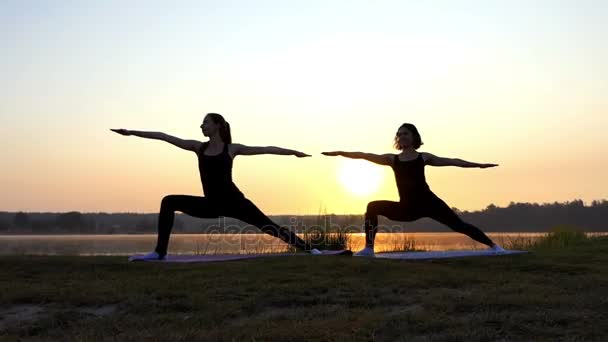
[2,232,606,256]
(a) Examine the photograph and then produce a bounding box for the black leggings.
[364,194,494,247]
[154,195,309,256]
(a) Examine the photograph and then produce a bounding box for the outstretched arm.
[321,151,393,166]
[423,152,498,168]
[230,143,311,157]
[110,129,202,152]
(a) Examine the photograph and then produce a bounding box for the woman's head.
[394,123,423,150]
[201,113,232,144]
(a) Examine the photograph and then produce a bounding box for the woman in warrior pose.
[322,123,506,257]
[112,113,321,260]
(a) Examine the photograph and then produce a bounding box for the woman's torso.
[391,152,434,202]
[197,142,244,200]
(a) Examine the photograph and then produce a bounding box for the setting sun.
[338,159,384,197]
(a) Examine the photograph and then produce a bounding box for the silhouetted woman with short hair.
[112,113,320,260]
[323,123,505,257]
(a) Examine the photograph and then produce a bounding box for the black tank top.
[392,153,432,201]
[197,142,244,200]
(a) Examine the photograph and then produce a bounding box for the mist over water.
[4,232,606,256]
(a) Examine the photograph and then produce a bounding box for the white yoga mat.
[375,249,528,260]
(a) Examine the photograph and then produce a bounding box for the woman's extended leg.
[425,196,494,247]
[228,198,311,251]
[154,195,220,257]
[363,200,416,248]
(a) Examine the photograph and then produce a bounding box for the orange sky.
[1,1,607,214]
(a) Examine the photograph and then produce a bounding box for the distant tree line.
[0,199,606,234]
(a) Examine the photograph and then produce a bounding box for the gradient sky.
[1,0,607,214]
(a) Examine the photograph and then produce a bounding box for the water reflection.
[3,232,604,256]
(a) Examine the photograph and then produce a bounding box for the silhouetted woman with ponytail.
[112,113,320,260]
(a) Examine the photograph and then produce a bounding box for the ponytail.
[207,113,232,144]
[221,121,232,144]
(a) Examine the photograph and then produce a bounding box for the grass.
[303,209,429,253]
[496,226,591,251]
[302,210,350,251]
[2,233,607,341]
[303,229,350,251]
[532,226,589,249]
[496,234,539,251]
[376,234,428,253]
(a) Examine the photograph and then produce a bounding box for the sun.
[338,159,384,196]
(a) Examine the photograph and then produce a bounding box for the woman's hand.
[321,151,393,165]
[479,163,499,168]
[294,151,312,158]
[110,129,133,136]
